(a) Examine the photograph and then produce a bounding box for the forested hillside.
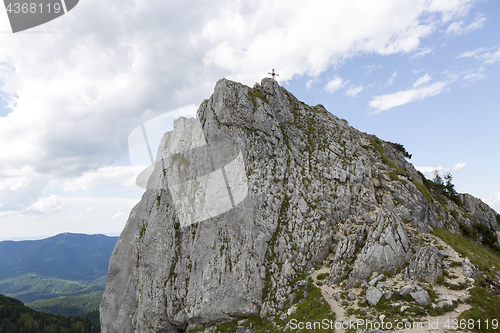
[0,294,100,333]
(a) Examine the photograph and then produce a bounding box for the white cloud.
[59,166,141,192]
[365,63,383,74]
[416,162,466,179]
[324,76,346,94]
[0,0,483,238]
[409,46,434,59]
[0,0,480,178]
[428,0,476,22]
[462,70,487,82]
[344,85,364,97]
[385,72,398,87]
[201,0,478,81]
[0,176,29,191]
[25,194,64,216]
[413,73,432,87]
[0,197,139,240]
[459,46,500,65]
[484,192,500,210]
[112,211,128,220]
[446,13,486,35]
[370,78,449,113]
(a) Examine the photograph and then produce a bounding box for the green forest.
[0,294,100,333]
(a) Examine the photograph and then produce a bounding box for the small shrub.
[383,270,394,278]
[389,142,412,159]
[316,273,329,280]
[381,155,397,169]
[354,308,367,317]
[370,137,384,154]
[139,225,146,238]
[413,180,433,202]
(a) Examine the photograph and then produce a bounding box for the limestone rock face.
[406,246,444,284]
[461,193,499,230]
[100,78,498,332]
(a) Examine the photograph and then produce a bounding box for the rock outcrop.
[405,246,445,284]
[100,78,498,332]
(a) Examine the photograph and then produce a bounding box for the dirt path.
[307,233,474,332]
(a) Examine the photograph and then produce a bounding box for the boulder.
[366,286,383,306]
[369,274,385,286]
[463,258,477,278]
[437,300,454,308]
[407,246,443,284]
[398,285,420,296]
[410,290,431,306]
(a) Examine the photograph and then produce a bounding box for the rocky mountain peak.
[100,78,499,333]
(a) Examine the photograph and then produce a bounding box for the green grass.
[433,228,500,280]
[381,154,398,169]
[434,228,500,332]
[413,181,434,202]
[459,282,500,332]
[204,278,336,333]
[248,90,268,109]
[387,168,410,182]
[369,137,384,154]
[282,278,336,332]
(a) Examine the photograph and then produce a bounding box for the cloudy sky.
[0,0,499,240]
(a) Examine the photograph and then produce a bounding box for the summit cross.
[268,69,279,80]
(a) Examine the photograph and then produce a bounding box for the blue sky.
[0,0,499,240]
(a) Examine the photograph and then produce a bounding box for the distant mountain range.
[0,233,118,281]
[0,233,118,306]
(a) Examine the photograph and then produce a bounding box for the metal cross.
[268,69,279,80]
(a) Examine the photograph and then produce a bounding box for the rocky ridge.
[100,78,499,332]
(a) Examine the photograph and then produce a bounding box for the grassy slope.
[434,228,500,333]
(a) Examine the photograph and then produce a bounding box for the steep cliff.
[100,78,498,332]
